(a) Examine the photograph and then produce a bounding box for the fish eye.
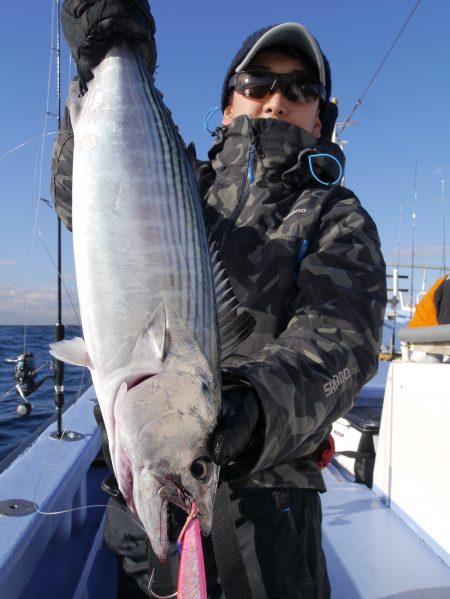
[201,381,209,394]
[190,456,213,482]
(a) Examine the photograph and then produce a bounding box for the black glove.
[320,100,338,141]
[62,0,157,92]
[210,378,264,480]
[93,403,125,503]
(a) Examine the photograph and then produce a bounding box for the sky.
[0,0,449,324]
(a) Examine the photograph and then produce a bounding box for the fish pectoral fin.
[49,337,92,368]
[136,301,170,362]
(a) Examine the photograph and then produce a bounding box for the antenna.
[441,177,446,274]
[410,163,418,317]
[389,206,404,356]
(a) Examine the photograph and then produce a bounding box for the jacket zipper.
[219,142,256,254]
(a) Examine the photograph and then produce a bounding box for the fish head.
[113,369,219,560]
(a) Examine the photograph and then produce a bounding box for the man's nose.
[263,89,288,116]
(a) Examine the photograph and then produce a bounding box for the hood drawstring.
[306,151,343,186]
[204,107,220,136]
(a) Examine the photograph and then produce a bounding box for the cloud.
[0,259,15,266]
[0,285,80,325]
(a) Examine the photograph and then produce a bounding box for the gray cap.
[221,22,331,111]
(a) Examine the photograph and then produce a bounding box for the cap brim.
[235,22,326,88]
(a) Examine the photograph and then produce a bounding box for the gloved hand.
[62,0,157,92]
[320,100,338,141]
[210,378,264,480]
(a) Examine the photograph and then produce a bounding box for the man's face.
[222,51,322,138]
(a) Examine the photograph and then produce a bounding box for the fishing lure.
[149,503,207,599]
[177,515,207,598]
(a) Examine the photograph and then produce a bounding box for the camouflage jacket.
[51,112,386,492]
[196,116,386,490]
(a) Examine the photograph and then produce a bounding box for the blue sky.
[1,0,449,324]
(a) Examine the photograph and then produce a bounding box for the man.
[53,2,386,597]
[408,273,450,327]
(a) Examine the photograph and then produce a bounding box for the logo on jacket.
[323,368,351,397]
[282,208,307,223]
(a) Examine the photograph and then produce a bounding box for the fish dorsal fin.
[49,336,92,368]
[136,300,170,362]
[210,240,256,359]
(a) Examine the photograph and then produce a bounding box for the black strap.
[335,450,374,459]
[211,482,253,599]
[147,539,175,596]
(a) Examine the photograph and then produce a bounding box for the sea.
[0,325,92,462]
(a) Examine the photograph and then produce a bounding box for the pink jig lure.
[177,517,207,599]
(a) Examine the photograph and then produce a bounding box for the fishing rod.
[338,0,422,136]
[2,2,64,420]
[52,0,66,439]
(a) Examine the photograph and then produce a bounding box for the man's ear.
[312,112,322,140]
[222,101,233,126]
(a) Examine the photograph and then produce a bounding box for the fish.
[50,42,252,561]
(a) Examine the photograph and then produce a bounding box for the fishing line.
[34,500,147,534]
[13,0,58,352]
[338,0,422,136]
[30,404,146,537]
[0,2,68,406]
[0,385,19,403]
[0,133,58,163]
[35,229,81,325]
[31,366,88,503]
[25,0,96,521]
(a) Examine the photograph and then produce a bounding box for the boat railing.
[386,263,448,318]
[372,356,450,567]
[0,384,111,598]
[399,324,450,360]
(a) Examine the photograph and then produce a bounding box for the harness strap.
[335,449,374,459]
[211,482,253,599]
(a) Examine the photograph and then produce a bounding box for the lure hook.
[148,569,177,599]
[147,503,199,598]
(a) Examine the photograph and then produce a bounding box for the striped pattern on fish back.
[72,45,218,371]
[133,49,218,363]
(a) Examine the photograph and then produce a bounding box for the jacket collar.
[209,115,345,188]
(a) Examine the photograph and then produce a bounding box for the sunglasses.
[228,70,326,104]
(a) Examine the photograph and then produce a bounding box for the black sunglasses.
[228,70,326,104]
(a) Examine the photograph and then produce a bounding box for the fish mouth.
[156,475,196,515]
[136,469,213,561]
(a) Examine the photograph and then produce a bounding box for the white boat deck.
[323,464,450,599]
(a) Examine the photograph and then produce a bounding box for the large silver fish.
[50,43,239,560]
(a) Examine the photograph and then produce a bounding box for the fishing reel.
[4,352,52,416]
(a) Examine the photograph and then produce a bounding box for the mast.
[54,0,65,438]
[410,163,418,316]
